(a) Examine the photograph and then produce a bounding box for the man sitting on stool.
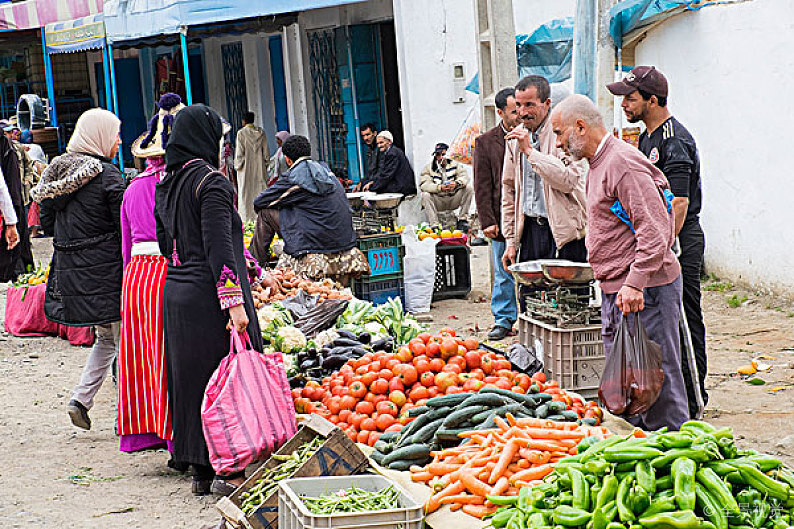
[419,143,473,228]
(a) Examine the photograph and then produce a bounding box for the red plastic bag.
[598,315,664,416]
[201,331,297,476]
[4,284,95,346]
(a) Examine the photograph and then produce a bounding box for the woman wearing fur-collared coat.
[32,108,125,432]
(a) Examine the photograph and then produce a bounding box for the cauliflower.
[257,305,283,330]
[364,321,387,337]
[314,329,340,348]
[276,326,307,352]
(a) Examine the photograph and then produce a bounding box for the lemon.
[440,230,453,239]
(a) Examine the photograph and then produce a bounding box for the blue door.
[336,24,386,184]
[96,57,146,163]
[269,36,289,132]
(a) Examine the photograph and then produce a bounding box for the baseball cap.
[433,142,449,154]
[607,66,668,98]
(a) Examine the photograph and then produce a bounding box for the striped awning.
[45,14,105,53]
[0,0,103,31]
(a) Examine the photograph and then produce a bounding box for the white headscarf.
[67,108,121,159]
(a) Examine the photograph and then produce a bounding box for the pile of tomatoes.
[292,328,603,446]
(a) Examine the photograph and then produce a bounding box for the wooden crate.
[217,414,368,529]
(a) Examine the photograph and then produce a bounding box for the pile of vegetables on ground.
[239,437,324,515]
[291,328,603,449]
[12,264,49,288]
[371,388,601,472]
[485,420,794,529]
[252,269,353,306]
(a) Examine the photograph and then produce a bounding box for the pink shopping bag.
[201,331,297,476]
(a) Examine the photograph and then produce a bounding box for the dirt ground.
[1,239,792,527]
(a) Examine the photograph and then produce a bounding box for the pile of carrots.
[409,414,612,518]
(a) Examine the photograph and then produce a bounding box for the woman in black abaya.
[0,134,30,281]
[155,105,262,495]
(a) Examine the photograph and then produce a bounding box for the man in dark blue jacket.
[363,131,417,196]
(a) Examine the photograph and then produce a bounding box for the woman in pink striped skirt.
[118,94,184,453]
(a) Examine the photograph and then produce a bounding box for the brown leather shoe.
[192,476,213,496]
[67,400,91,430]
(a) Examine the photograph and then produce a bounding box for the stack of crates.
[433,244,472,301]
[352,232,405,305]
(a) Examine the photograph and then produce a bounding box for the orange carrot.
[450,503,463,512]
[509,463,553,485]
[426,463,463,476]
[519,449,551,466]
[491,476,510,496]
[489,438,520,484]
[520,427,586,440]
[505,412,518,427]
[411,471,434,482]
[425,481,465,514]
[494,416,510,432]
[460,471,492,498]
[462,505,498,518]
[440,494,486,505]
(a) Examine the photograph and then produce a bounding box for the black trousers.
[518,217,555,311]
[678,221,707,418]
[557,237,587,263]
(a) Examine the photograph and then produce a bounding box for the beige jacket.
[419,158,469,194]
[501,119,588,250]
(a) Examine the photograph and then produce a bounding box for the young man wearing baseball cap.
[419,142,474,230]
[607,65,707,420]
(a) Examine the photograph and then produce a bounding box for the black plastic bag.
[293,299,349,338]
[598,315,665,416]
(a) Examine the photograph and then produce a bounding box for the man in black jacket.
[353,122,382,191]
[363,131,417,196]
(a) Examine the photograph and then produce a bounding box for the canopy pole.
[107,43,124,171]
[40,29,58,127]
[180,28,193,105]
[101,45,113,112]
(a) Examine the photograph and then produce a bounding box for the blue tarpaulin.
[609,0,728,47]
[466,17,574,94]
[104,0,367,43]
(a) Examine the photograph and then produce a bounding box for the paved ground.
[0,238,792,527]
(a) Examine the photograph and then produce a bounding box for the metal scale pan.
[508,259,594,287]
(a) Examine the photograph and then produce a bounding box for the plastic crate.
[357,233,405,277]
[217,415,368,529]
[352,272,405,306]
[518,314,605,399]
[278,475,423,529]
[433,245,471,301]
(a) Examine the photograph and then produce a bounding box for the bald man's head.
[551,94,607,161]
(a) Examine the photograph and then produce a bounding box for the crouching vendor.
[253,135,369,284]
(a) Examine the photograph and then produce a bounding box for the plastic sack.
[294,299,349,338]
[202,331,297,475]
[4,284,94,346]
[449,106,481,165]
[598,315,665,416]
[402,227,438,313]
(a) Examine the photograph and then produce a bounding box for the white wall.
[513,0,576,34]
[634,0,794,290]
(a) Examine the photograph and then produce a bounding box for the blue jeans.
[490,240,517,329]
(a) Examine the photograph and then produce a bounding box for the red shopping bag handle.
[230,330,252,354]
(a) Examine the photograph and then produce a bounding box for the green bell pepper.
[597,475,619,509]
[580,436,625,463]
[487,495,519,506]
[672,457,697,511]
[552,506,592,527]
[750,499,771,527]
[491,507,516,528]
[680,421,716,435]
[735,464,791,501]
[570,468,590,511]
[617,476,636,523]
[636,461,656,494]
[559,492,574,506]
[602,500,618,523]
[518,486,532,512]
[639,496,677,519]
[638,510,702,529]
[592,507,608,529]
[604,446,664,463]
[655,474,673,490]
[696,468,740,515]
[694,483,728,529]
[629,482,650,516]
[585,459,612,477]
[528,512,549,528]
[657,432,695,450]
[652,448,711,468]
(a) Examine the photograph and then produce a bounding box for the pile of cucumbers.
[370,386,581,471]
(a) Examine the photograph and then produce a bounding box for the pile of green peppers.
[486,421,794,529]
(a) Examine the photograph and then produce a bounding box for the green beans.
[240,437,324,515]
[300,485,401,514]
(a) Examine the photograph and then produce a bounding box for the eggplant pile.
[288,330,394,388]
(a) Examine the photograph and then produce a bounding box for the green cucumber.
[428,406,453,421]
[560,410,580,421]
[435,428,471,441]
[426,393,471,408]
[373,440,394,454]
[379,430,401,443]
[370,450,387,465]
[382,443,432,466]
[547,401,567,413]
[536,404,550,418]
[407,406,430,417]
[535,393,554,402]
[410,418,446,444]
[442,405,490,428]
[454,393,507,408]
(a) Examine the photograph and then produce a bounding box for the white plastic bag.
[402,227,438,313]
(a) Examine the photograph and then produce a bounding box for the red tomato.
[360,417,377,431]
[349,380,367,399]
[417,332,433,344]
[375,413,396,431]
[339,395,357,410]
[397,365,418,386]
[439,327,456,337]
[425,342,441,358]
[376,400,399,416]
[429,358,445,373]
[356,430,370,443]
[355,400,375,415]
[420,371,435,387]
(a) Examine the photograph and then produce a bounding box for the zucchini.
[536,404,550,419]
[410,418,446,444]
[477,413,498,430]
[407,405,430,417]
[454,393,506,408]
[471,403,524,424]
[560,410,580,421]
[442,405,490,429]
[374,440,394,454]
[397,414,431,446]
[426,393,472,408]
[479,386,540,408]
[428,406,453,421]
[382,443,432,466]
[547,401,567,413]
[435,428,470,441]
[388,459,420,471]
[534,393,554,402]
[379,430,401,443]
[370,450,387,466]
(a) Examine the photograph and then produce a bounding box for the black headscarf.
[164,104,223,171]
[157,104,224,241]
